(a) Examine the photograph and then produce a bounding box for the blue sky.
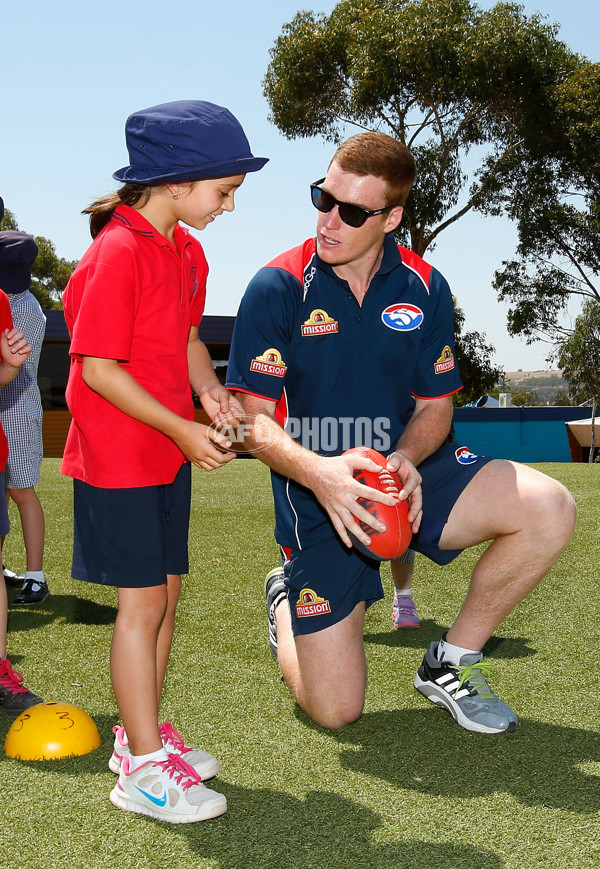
[2,0,597,371]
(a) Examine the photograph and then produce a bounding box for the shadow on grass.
[178,783,505,869]
[325,708,600,813]
[6,593,117,631]
[364,621,537,659]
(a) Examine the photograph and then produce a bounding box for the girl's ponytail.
[83,184,152,238]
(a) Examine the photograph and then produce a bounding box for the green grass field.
[1,459,599,869]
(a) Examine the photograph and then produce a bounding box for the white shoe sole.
[109,785,227,823]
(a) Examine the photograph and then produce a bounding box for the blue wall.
[453,406,592,462]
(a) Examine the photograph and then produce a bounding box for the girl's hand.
[1,328,32,368]
[198,383,245,427]
[175,418,237,471]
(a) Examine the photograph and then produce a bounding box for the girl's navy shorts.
[280,443,493,636]
[72,463,191,588]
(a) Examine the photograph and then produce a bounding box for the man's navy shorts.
[72,463,191,588]
[282,535,384,637]
[281,443,493,636]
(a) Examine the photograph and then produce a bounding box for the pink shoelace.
[0,659,29,694]
[159,721,192,756]
[157,753,202,790]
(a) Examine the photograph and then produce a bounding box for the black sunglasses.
[310,178,394,228]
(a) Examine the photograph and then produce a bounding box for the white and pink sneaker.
[110,753,226,823]
[109,721,220,780]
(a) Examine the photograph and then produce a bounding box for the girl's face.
[171,175,246,231]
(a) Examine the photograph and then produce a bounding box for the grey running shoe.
[265,567,287,658]
[414,641,518,734]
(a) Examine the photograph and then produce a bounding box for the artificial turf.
[0,459,598,868]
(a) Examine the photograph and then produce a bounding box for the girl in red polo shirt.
[61,101,267,824]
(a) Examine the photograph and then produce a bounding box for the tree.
[557,299,600,461]
[453,303,501,406]
[264,0,580,396]
[490,63,600,350]
[264,0,580,256]
[552,388,573,406]
[510,389,538,406]
[0,208,75,309]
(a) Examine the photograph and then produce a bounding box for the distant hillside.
[501,370,569,405]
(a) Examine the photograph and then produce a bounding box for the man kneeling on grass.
[225,131,576,734]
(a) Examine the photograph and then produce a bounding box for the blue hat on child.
[113,100,269,185]
[0,231,39,294]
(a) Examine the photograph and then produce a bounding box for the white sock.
[436,637,480,666]
[394,588,413,597]
[24,570,45,592]
[128,747,168,771]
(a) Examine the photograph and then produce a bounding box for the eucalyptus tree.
[491,63,600,349]
[264,0,580,256]
[557,300,600,461]
[0,207,75,309]
[264,0,582,389]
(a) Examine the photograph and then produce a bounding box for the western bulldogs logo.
[381,303,424,331]
[455,446,479,465]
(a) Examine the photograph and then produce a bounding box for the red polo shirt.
[0,291,13,471]
[61,205,207,488]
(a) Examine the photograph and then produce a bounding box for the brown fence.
[42,408,212,459]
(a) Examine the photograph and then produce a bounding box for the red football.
[342,447,412,561]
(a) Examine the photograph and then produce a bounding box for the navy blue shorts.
[411,442,493,565]
[280,443,492,635]
[281,535,384,637]
[0,472,9,537]
[72,463,191,588]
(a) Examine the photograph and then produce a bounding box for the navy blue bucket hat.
[113,100,269,185]
[0,231,39,294]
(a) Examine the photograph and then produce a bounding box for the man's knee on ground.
[303,697,364,731]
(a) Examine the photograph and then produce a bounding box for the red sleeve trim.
[226,386,278,404]
[411,386,463,400]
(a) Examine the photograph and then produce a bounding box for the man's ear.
[384,206,404,234]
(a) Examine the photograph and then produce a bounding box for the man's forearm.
[241,407,321,489]
[394,398,453,467]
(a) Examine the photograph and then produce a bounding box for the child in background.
[60,100,267,823]
[0,260,43,716]
[0,231,48,606]
[391,550,420,629]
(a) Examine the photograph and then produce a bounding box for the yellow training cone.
[4,701,101,760]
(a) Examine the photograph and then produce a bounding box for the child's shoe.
[109,754,227,823]
[392,594,420,629]
[0,658,43,718]
[109,721,219,780]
